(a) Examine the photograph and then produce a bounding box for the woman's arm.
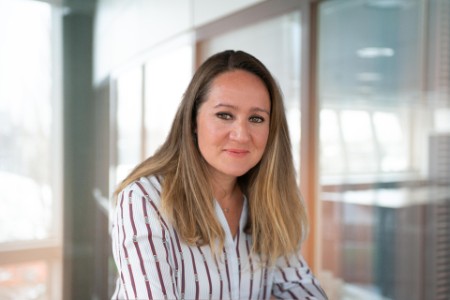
[111,181,179,299]
[271,252,328,300]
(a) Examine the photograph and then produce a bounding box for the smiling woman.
[196,70,271,180]
[195,70,271,239]
[110,50,328,299]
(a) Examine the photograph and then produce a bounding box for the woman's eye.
[249,116,264,123]
[216,112,232,120]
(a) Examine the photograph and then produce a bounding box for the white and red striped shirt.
[111,176,328,300]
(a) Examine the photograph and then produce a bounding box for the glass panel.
[0,261,48,300]
[144,45,193,156]
[341,110,377,173]
[0,0,56,243]
[373,111,407,172]
[320,109,345,175]
[116,66,143,184]
[199,11,302,177]
[318,0,450,299]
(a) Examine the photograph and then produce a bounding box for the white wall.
[192,0,263,27]
[94,0,264,84]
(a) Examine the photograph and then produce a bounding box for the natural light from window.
[0,0,55,243]
[0,1,61,299]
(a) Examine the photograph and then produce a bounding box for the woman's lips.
[224,149,250,157]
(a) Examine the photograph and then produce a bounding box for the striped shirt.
[111,176,328,300]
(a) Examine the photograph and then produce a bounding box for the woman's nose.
[229,120,250,142]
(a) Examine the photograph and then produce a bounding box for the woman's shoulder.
[119,175,163,202]
[112,175,172,233]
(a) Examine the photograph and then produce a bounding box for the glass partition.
[317,0,450,299]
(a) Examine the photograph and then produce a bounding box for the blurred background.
[0,0,449,299]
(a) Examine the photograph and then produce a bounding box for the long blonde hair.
[115,50,308,262]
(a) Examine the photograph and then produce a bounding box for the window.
[0,0,62,299]
[115,66,144,185]
[111,40,193,187]
[144,45,193,156]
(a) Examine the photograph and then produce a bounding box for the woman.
[111,50,328,300]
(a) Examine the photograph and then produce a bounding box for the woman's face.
[196,70,271,183]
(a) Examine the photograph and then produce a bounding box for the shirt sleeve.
[111,181,179,300]
[271,252,328,300]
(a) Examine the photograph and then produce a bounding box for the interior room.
[0,0,449,299]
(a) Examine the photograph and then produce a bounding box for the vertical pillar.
[62,11,95,300]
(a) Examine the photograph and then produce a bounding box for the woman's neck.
[210,174,242,210]
[211,175,244,238]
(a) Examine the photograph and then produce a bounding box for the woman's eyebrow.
[213,103,237,110]
[213,103,270,115]
[251,107,271,116]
